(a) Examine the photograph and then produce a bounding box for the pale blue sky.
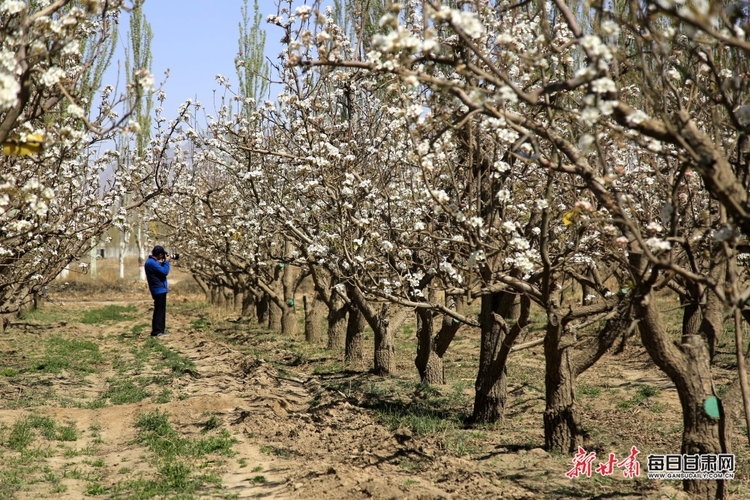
[106,0,283,116]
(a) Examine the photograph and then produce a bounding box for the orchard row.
[2,2,749,498]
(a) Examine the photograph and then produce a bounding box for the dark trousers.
[151,293,167,335]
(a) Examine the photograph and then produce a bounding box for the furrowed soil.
[0,271,748,498]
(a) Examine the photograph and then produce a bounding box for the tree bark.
[700,264,725,361]
[346,284,408,376]
[415,295,464,385]
[679,334,726,500]
[327,292,347,349]
[415,308,443,384]
[543,301,626,453]
[212,286,225,308]
[241,290,257,321]
[637,293,726,499]
[222,287,233,310]
[304,293,325,343]
[372,304,396,376]
[268,298,283,331]
[89,239,98,279]
[307,265,347,349]
[280,240,298,336]
[345,303,365,365]
[232,287,243,314]
[256,268,297,336]
[543,316,581,453]
[472,293,530,424]
[280,303,297,335]
[256,292,270,326]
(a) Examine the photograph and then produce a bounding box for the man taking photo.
[145,245,170,338]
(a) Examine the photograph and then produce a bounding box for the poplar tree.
[78,14,118,115]
[123,0,154,280]
[236,0,269,114]
[77,10,119,279]
[125,0,153,156]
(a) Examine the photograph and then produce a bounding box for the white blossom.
[0,50,15,72]
[626,110,649,125]
[496,189,510,202]
[126,120,141,134]
[578,134,595,153]
[0,72,19,110]
[591,78,616,94]
[646,237,671,253]
[0,1,26,14]
[498,85,517,103]
[468,216,483,228]
[580,107,600,126]
[41,67,66,87]
[67,104,85,118]
[431,189,450,203]
[295,5,312,20]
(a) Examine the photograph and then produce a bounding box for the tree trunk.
[256,292,270,326]
[415,298,462,385]
[0,314,10,334]
[679,334,726,499]
[269,299,282,331]
[89,240,98,279]
[472,293,530,423]
[280,244,297,336]
[499,290,520,321]
[280,305,297,336]
[268,301,282,330]
[700,270,724,362]
[345,284,407,376]
[327,292,347,349]
[345,303,365,365]
[304,294,325,343]
[473,366,509,423]
[371,303,396,376]
[241,290,257,321]
[637,294,726,499]
[544,318,581,453]
[545,301,627,453]
[118,225,129,280]
[223,287,233,310]
[32,293,43,311]
[218,287,228,308]
[257,271,296,335]
[192,275,209,302]
[415,308,444,384]
[136,222,146,282]
[232,287,243,314]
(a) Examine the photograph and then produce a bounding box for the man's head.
[152,245,166,258]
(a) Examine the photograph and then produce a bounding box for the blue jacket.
[145,255,170,296]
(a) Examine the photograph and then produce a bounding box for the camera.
[170,253,180,260]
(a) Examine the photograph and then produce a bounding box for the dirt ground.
[0,269,748,499]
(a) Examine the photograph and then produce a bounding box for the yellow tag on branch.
[2,134,45,156]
